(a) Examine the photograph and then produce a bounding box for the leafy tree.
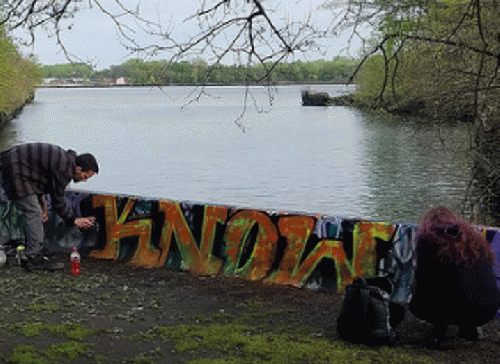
[0,27,41,116]
[351,0,500,222]
[43,59,356,86]
[42,63,93,79]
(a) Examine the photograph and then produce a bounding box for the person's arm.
[51,191,96,229]
[50,152,96,229]
[50,186,75,226]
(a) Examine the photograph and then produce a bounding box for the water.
[0,85,472,223]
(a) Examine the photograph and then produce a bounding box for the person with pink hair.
[410,206,500,341]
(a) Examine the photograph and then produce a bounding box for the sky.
[13,0,365,70]
[18,0,199,69]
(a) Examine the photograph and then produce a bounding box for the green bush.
[0,28,41,115]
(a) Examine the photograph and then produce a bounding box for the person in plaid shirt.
[0,143,99,271]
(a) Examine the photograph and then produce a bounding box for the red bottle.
[70,247,81,275]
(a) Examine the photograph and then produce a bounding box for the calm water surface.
[0,85,472,223]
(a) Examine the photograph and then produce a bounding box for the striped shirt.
[0,143,76,224]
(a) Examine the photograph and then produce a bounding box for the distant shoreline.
[37,81,353,89]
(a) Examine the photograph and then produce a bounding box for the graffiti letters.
[81,194,403,291]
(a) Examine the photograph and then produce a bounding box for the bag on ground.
[336,276,404,346]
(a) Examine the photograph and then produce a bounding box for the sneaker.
[24,256,64,272]
[19,256,29,269]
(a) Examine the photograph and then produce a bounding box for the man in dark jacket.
[0,143,99,271]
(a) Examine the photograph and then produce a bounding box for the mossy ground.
[0,256,498,363]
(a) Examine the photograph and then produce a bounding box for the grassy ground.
[0,256,498,364]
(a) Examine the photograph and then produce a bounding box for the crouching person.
[410,206,500,342]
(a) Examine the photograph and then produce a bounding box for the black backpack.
[336,276,405,346]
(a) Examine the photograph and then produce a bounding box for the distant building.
[115,77,127,85]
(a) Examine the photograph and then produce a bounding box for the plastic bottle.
[16,245,25,266]
[70,247,81,275]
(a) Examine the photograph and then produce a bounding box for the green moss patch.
[151,323,435,364]
[43,341,88,360]
[8,341,88,363]
[8,345,48,364]
[12,322,107,340]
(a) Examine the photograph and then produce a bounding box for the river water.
[0,85,472,224]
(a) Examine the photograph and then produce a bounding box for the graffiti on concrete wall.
[481,227,500,319]
[374,224,417,304]
[53,192,415,299]
[0,188,26,244]
[0,201,25,244]
[43,191,99,253]
[4,190,500,307]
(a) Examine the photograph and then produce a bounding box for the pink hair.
[416,206,495,266]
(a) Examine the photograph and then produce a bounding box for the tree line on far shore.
[41,57,358,86]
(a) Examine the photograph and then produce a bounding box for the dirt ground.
[0,254,499,363]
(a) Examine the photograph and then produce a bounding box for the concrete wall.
[1,190,499,306]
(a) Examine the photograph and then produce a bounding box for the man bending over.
[0,143,98,271]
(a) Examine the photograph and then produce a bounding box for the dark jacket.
[0,143,76,224]
[410,234,500,327]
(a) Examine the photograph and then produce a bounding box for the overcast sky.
[14,0,363,70]
[19,0,197,69]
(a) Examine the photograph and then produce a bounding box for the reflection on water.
[0,85,471,223]
[359,113,471,222]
